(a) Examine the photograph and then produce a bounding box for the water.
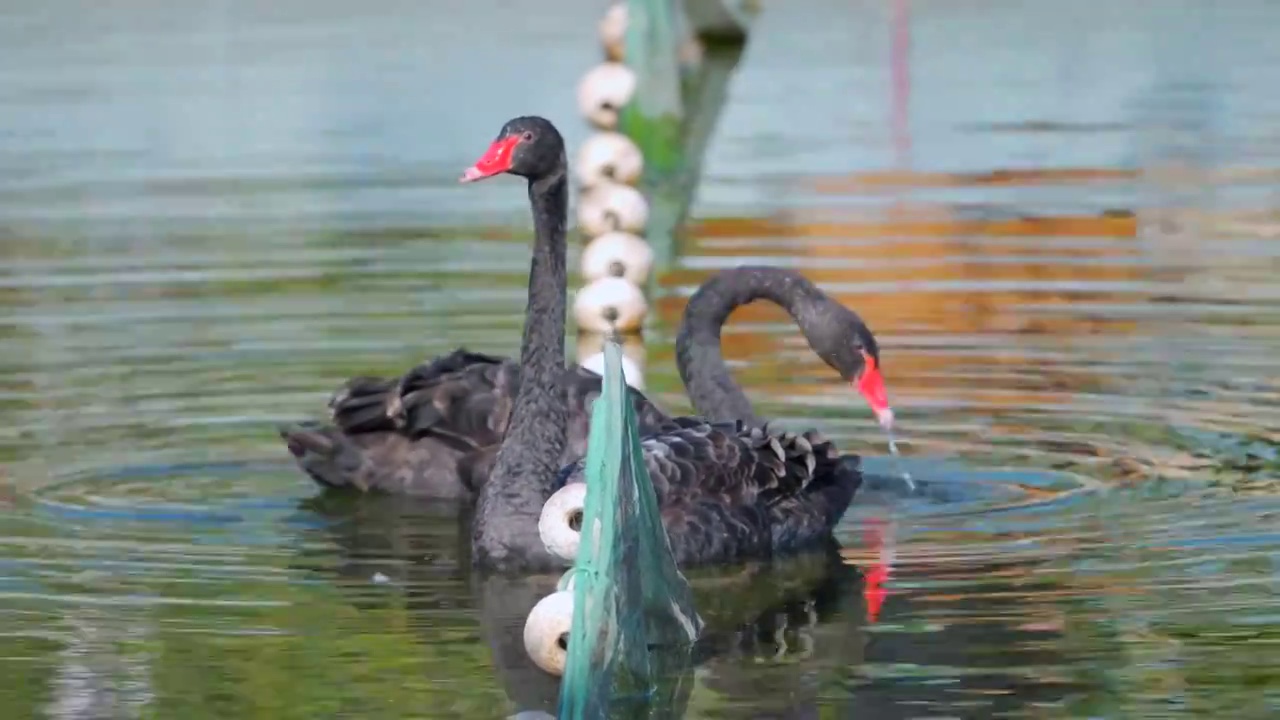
[3,0,1280,717]
[882,429,917,494]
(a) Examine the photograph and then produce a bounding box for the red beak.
[460,134,522,183]
[853,349,894,429]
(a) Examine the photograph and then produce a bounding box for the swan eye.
[522,131,535,141]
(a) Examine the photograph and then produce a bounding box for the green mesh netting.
[555,336,703,719]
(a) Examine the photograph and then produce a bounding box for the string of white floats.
[523,3,649,678]
[571,3,649,393]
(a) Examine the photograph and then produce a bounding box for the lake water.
[2,0,1279,718]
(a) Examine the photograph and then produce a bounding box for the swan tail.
[732,423,850,501]
[279,421,377,491]
[279,421,479,498]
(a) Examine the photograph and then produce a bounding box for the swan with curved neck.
[676,267,891,429]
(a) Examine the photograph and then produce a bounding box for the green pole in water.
[555,335,702,718]
[621,0,685,181]
[619,0,688,279]
[617,0,756,277]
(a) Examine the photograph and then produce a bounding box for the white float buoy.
[679,36,705,67]
[577,183,649,237]
[576,63,637,130]
[599,4,627,62]
[524,591,575,677]
[575,132,644,189]
[574,276,648,334]
[575,330,647,369]
[580,231,653,285]
[539,483,587,563]
[598,3,701,66]
[579,350,645,391]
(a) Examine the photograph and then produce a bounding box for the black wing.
[290,348,674,495]
[556,419,862,566]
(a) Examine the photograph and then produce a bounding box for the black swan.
[279,353,671,498]
[428,116,887,571]
[279,233,890,500]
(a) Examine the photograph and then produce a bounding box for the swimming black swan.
[279,353,671,498]
[279,236,890,498]
[421,116,888,571]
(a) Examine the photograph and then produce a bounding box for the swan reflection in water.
[293,493,873,718]
[292,488,1085,718]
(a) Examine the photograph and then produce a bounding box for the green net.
[555,336,703,719]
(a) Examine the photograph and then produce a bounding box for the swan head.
[806,302,894,429]
[461,116,566,184]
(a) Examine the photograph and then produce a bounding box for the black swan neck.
[472,167,569,572]
[675,266,827,426]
